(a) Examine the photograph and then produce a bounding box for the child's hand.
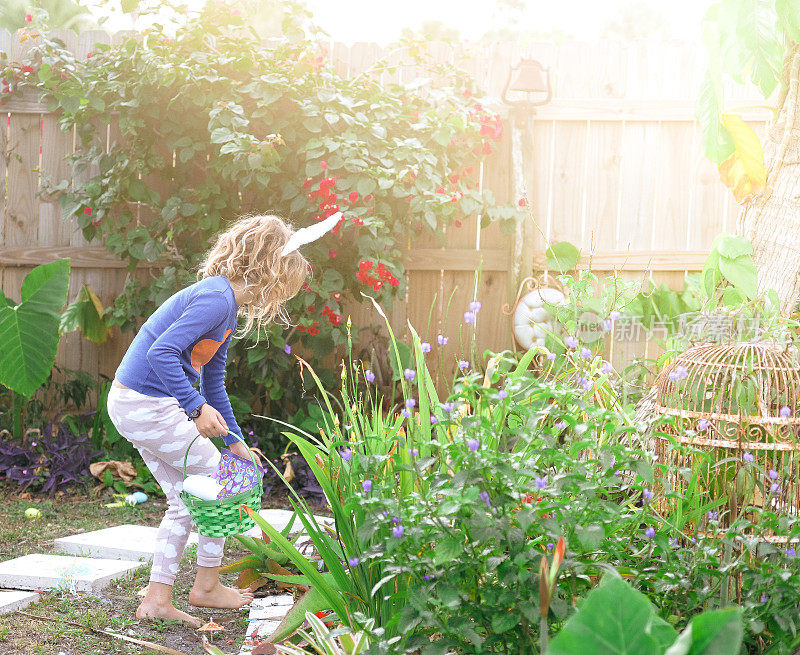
[193,403,228,439]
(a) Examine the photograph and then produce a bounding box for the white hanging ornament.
[512,287,566,349]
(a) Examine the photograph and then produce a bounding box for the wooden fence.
[0,30,770,386]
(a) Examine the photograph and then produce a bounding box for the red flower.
[353,217,364,226]
[92,219,101,226]
[320,177,335,189]
[302,177,313,189]
[86,52,93,59]
[21,65,34,73]
[83,207,92,215]
[329,249,337,258]
[348,191,358,203]
[359,260,373,271]
[307,305,315,312]
[332,292,341,300]
[518,198,528,207]
[320,160,327,170]
[308,327,319,336]
[462,89,472,98]
[25,13,32,23]
[364,194,373,202]
[454,220,462,228]
[436,187,445,194]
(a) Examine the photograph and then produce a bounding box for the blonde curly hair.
[198,214,309,340]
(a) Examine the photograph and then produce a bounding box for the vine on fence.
[0,3,521,421]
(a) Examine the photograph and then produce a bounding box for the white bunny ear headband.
[281,212,343,257]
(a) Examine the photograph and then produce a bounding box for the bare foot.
[189,582,254,609]
[136,600,201,627]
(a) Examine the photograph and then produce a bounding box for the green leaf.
[776,0,800,42]
[665,608,744,655]
[0,260,70,397]
[575,524,604,550]
[491,611,518,633]
[718,255,757,299]
[121,0,140,12]
[60,284,109,344]
[715,235,752,259]
[434,537,464,565]
[545,241,580,272]
[548,575,678,655]
[265,586,329,644]
[388,340,412,381]
[696,71,735,164]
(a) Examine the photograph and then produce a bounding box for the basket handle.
[182,431,261,482]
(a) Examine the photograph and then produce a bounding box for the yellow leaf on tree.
[718,113,767,203]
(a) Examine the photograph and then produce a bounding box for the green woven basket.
[180,433,262,538]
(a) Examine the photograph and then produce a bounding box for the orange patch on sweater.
[190,329,232,372]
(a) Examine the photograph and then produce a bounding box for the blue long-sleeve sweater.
[115,276,242,445]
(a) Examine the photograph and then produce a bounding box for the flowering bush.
[2,2,521,423]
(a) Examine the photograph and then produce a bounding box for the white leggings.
[107,381,225,585]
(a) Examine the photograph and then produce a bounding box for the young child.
[107,215,309,626]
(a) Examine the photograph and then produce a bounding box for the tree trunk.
[738,46,800,316]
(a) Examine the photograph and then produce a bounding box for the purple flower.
[535,476,547,489]
[421,342,431,353]
[404,368,416,381]
[581,377,592,391]
[381,510,389,519]
[365,369,375,383]
[469,300,481,313]
[340,448,352,462]
[601,361,613,375]
[401,408,411,418]
[284,344,291,354]
[467,438,480,452]
[438,334,449,345]
[392,525,404,538]
[668,537,677,547]
[464,311,476,324]
[645,526,655,539]
[769,469,779,480]
[743,452,754,462]
[362,480,372,493]
[405,398,416,409]
[788,547,797,557]
[458,360,469,370]
[643,488,653,503]
[546,351,557,361]
[580,347,591,360]
[698,419,710,431]
[348,556,360,567]
[422,574,435,581]
[610,310,621,321]
[669,366,688,382]
[410,448,419,457]
[761,594,770,603]
[546,542,554,551]
[479,491,490,507]
[565,336,578,349]
[391,515,401,524]
[441,402,454,413]
[554,420,567,430]
[771,483,780,493]
[781,405,792,418]
[707,511,718,520]
[430,416,439,424]
[498,389,507,400]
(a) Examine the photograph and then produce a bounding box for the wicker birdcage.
[651,342,800,541]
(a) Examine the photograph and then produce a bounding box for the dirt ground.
[0,485,317,655]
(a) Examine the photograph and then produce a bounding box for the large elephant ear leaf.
[20,259,71,317]
[0,259,71,397]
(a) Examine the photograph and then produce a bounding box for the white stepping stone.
[240,595,294,654]
[0,554,145,593]
[54,525,198,562]
[0,590,40,615]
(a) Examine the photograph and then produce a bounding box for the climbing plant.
[1,1,521,420]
